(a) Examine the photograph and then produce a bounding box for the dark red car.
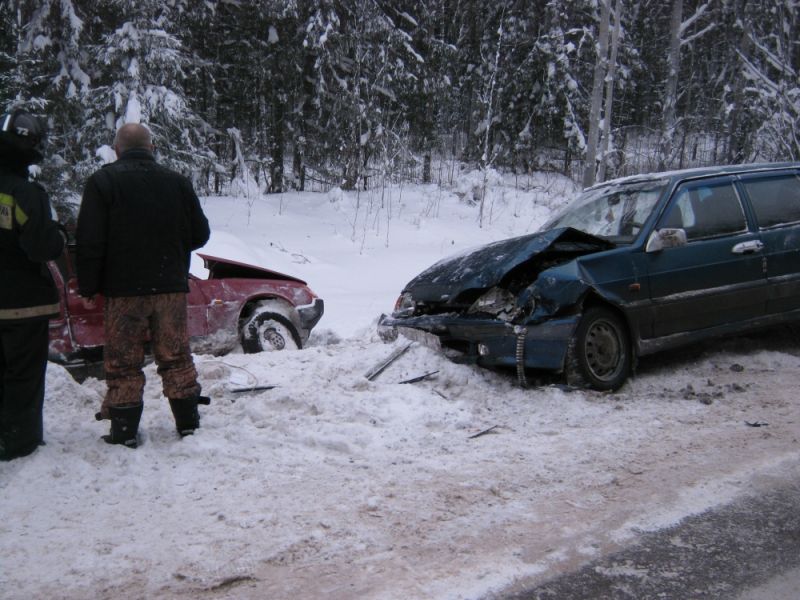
[47,246,324,364]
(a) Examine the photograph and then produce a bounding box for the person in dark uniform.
[0,109,66,461]
[76,123,211,448]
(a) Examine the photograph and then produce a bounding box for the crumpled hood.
[198,253,307,284]
[403,227,613,303]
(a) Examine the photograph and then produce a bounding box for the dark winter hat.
[0,109,46,163]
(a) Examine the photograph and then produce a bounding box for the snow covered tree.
[1,0,91,198]
[521,0,593,174]
[2,1,218,195]
[2,0,797,197]
[300,0,439,189]
[657,0,715,169]
[87,0,216,184]
[582,0,612,187]
[377,0,451,183]
[737,0,799,161]
[301,1,366,189]
[596,0,623,182]
[195,0,304,193]
[0,4,22,110]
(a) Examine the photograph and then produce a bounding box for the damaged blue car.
[381,163,800,390]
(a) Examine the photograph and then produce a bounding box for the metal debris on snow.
[364,342,415,381]
[398,370,439,384]
[230,385,278,393]
[468,425,500,439]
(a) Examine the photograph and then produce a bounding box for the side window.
[742,174,800,229]
[658,189,694,230]
[658,181,746,240]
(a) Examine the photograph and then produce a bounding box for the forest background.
[1,0,798,208]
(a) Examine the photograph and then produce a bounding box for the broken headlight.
[393,292,417,317]
[467,287,525,321]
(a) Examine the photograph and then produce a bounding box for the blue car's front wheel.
[566,306,632,391]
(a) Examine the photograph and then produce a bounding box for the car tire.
[565,306,631,391]
[241,310,302,353]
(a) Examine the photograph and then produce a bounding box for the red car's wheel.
[241,310,302,353]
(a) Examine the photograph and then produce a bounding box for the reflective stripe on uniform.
[0,302,60,320]
[0,193,12,229]
[0,192,28,229]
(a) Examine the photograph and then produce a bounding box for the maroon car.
[47,246,324,364]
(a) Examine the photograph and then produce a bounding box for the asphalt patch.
[499,479,800,599]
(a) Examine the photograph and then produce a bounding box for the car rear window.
[742,173,800,229]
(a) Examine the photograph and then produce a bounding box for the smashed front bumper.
[297,298,325,331]
[379,313,579,372]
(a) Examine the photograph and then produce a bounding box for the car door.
[644,176,767,338]
[56,244,106,348]
[737,169,800,315]
[63,275,106,347]
[187,275,209,337]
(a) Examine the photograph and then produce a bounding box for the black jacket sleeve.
[15,181,65,263]
[184,179,210,251]
[75,174,109,297]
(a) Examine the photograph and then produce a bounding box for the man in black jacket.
[0,109,66,461]
[76,123,211,448]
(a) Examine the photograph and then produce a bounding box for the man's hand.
[81,295,97,310]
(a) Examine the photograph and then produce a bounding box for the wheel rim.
[242,310,301,353]
[261,326,287,350]
[584,318,624,381]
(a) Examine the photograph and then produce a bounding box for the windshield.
[544,179,668,243]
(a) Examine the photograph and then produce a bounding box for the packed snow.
[1,170,799,599]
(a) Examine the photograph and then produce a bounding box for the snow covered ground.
[2,171,799,599]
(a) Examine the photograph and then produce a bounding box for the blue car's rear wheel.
[566,306,631,391]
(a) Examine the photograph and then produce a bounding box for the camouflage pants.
[101,293,201,417]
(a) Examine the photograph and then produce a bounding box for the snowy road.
[3,326,799,599]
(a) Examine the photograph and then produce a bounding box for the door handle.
[732,240,764,254]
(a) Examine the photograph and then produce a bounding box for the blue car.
[381,162,800,390]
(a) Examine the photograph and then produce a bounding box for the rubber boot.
[0,426,42,461]
[102,403,143,449]
[169,396,210,437]
[0,438,41,461]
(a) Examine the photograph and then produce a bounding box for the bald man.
[76,123,210,448]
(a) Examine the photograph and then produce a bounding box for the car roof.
[584,162,800,192]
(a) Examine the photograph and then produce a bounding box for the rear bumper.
[380,313,579,372]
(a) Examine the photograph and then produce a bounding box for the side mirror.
[646,228,688,253]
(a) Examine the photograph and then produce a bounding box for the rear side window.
[742,174,800,229]
[659,180,747,240]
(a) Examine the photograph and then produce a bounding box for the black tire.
[240,310,302,353]
[565,306,631,391]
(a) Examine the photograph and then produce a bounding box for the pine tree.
[89,0,215,182]
[2,0,91,198]
[2,0,796,198]
[738,0,799,160]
